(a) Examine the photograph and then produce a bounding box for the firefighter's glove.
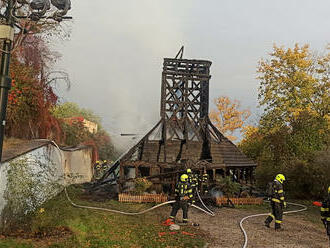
[283,202,287,208]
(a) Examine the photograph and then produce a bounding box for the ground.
[189,206,329,248]
[0,185,328,248]
[0,185,207,248]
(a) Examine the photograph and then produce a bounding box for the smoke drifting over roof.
[54,0,330,150]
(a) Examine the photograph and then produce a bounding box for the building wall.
[0,143,93,229]
[63,147,93,184]
[83,119,98,134]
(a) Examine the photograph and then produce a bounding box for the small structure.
[64,116,98,134]
[99,48,256,193]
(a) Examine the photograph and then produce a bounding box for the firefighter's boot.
[264,221,270,228]
[275,223,282,231]
[264,216,272,228]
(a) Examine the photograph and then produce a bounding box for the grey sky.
[54,0,330,149]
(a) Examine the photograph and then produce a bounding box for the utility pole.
[0,0,14,162]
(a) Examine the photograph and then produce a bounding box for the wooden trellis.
[118,193,168,203]
[216,197,263,206]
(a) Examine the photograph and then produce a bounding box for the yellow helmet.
[275,174,286,184]
[187,169,192,174]
[180,174,188,182]
[328,186,330,193]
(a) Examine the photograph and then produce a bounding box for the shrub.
[133,178,152,195]
[1,154,63,234]
[215,176,240,198]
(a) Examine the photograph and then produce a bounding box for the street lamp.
[0,0,72,162]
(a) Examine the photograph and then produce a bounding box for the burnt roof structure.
[99,48,256,193]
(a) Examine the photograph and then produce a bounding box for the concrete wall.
[63,147,93,184]
[0,143,93,229]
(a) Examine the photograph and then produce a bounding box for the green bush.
[215,176,240,198]
[252,150,330,199]
[133,178,152,194]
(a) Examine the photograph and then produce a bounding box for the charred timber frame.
[99,53,256,193]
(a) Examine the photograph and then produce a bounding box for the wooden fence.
[216,197,263,206]
[118,193,168,203]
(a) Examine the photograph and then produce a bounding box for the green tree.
[52,102,118,160]
[52,102,101,125]
[239,44,330,198]
[257,44,329,133]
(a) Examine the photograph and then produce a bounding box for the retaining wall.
[0,142,93,229]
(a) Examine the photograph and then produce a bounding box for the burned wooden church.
[99,48,256,193]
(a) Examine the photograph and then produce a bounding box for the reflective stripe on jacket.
[321,197,330,218]
[271,180,285,203]
[175,182,191,199]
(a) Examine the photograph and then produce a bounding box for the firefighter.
[200,172,209,194]
[169,174,192,224]
[320,186,330,240]
[187,169,198,203]
[93,161,101,179]
[264,174,286,230]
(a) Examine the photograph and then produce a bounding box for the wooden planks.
[118,193,168,203]
[216,197,263,206]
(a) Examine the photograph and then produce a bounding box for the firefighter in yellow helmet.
[169,174,192,224]
[264,174,286,230]
[320,186,330,240]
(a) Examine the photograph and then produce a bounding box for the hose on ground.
[64,187,176,215]
[43,139,215,217]
[239,201,307,248]
[65,187,214,216]
[196,190,215,216]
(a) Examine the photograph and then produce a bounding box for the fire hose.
[196,190,215,216]
[41,139,310,247]
[43,139,215,217]
[239,201,308,248]
[64,186,214,216]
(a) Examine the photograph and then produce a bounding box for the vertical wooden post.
[237,168,241,183]
[249,168,253,184]
[135,165,138,178]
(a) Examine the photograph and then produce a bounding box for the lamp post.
[0,0,72,162]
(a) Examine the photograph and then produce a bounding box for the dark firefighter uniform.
[264,174,286,230]
[169,174,192,224]
[200,173,209,194]
[320,186,330,239]
[187,169,198,203]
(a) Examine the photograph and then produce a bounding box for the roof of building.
[1,139,52,163]
[118,119,256,168]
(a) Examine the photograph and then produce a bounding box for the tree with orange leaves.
[209,96,250,141]
[5,34,63,142]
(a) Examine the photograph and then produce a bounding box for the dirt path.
[188,207,329,248]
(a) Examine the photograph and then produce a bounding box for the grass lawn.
[0,185,207,248]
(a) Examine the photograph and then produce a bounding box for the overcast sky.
[53,0,330,149]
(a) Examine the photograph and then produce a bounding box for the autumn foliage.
[5,34,117,161]
[240,44,330,199]
[6,35,62,141]
[209,96,250,141]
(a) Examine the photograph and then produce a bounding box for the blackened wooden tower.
[160,58,213,161]
[99,49,256,193]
